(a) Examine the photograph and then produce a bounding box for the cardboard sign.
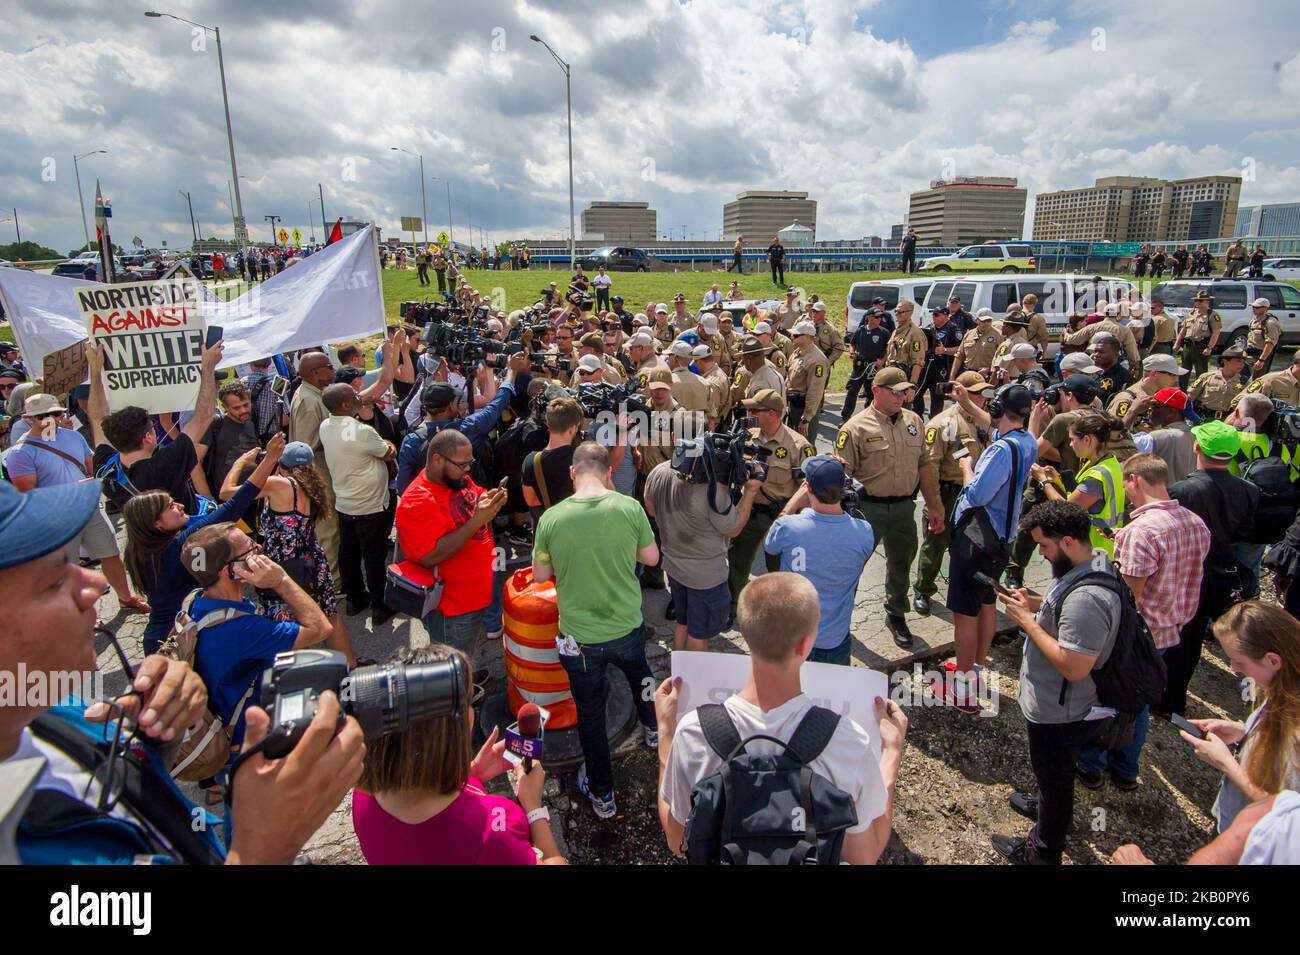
[78,279,206,414]
[41,342,89,401]
[670,650,888,757]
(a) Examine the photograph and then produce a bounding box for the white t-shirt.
[593,273,612,289]
[661,692,887,835]
[1241,789,1300,865]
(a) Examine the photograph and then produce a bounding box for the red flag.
[326,217,343,245]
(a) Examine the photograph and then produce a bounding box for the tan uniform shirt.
[716,330,740,372]
[701,365,730,421]
[1245,368,1300,406]
[1189,369,1244,416]
[886,321,928,370]
[992,329,1029,375]
[835,403,928,498]
[814,321,846,366]
[785,344,830,425]
[1062,318,1141,367]
[1179,309,1222,344]
[955,326,1003,374]
[772,301,803,331]
[1106,377,1158,427]
[748,424,813,506]
[670,367,713,415]
[998,314,1049,353]
[636,403,703,475]
[1150,312,1176,344]
[924,405,988,484]
[763,338,790,371]
[652,322,679,352]
[630,355,668,392]
[1246,314,1282,352]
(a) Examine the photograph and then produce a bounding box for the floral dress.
[259,478,337,620]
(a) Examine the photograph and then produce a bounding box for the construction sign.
[278,228,289,245]
[435,230,449,247]
[292,227,302,249]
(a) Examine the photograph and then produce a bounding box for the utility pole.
[264,214,281,246]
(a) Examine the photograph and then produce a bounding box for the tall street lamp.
[179,190,198,243]
[391,146,429,247]
[145,11,247,249]
[308,197,323,244]
[431,176,454,248]
[530,34,575,269]
[73,149,107,251]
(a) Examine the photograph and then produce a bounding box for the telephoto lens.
[343,655,465,739]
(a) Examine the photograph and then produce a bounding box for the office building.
[1235,203,1300,238]
[723,191,817,241]
[1032,175,1241,242]
[580,201,656,244]
[906,177,1027,245]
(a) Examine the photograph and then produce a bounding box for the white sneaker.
[486,628,503,641]
[576,763,617,819]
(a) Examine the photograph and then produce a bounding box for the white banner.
[0,226,384,383]
[669,650,887,757]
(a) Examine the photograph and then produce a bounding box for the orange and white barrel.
[503,567,577,729]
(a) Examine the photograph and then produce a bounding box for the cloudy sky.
[4,0,1299,254]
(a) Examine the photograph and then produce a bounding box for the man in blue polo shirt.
[763,455,875,665]
[180,522,335,745]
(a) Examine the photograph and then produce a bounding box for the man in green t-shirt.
[533,441,661,819]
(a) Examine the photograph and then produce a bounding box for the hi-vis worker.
[1032,411,1127,556]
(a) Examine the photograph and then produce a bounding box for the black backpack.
[1240,455,1297,545]
[684,704,858,865]
[1049,569,1166,715]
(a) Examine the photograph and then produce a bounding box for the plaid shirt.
[1113,498,1211,649]
[241,370,285,439]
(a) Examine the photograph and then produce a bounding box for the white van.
[845,278,934,335]
[917,274,1139,357]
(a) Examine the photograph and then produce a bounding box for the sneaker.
[1076,767,1105,790]
[643,724,659,748]
[1008,792,1040,821]
[576,764,617,819]
[486,628,504,641]
[926,669,979,715]
[505,528,533,548]
[990,833,1056,865]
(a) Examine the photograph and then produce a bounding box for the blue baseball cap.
[802,455,845,493]
[280,441,315,469]
[0,479,102,571]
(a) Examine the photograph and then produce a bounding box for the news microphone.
[516,703,543,773]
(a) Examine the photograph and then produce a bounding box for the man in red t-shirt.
[395,429,505,659]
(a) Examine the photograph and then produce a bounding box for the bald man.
[289,351,342,583]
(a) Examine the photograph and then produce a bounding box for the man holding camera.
[0,480,363,864]
[913,372,992,616]
[836,367,945,648]
[634,368,703,589]
[645,445,763,651]
[784,321,829,437]
[725,389,813,617]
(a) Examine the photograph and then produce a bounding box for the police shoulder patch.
[814,364,824,377]
[802,445,813,458]
[733,370,743,384]
[1246,380,1263,392]
[836,431,848,449]
[1117,401,1130,417]
[925,427,937,445]
[912,339,922,351]
[1192,374,1205,388]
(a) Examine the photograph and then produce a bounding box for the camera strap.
[533,451,552,509]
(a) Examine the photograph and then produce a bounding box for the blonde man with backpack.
[654,572,907,864]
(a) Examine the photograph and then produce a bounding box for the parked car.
[1151,278,1300,351]
[52,255,124,278]
[845,278,933,335]
[576,246,652,272]
[919,242,1036,273]
[1259,258,1300,282]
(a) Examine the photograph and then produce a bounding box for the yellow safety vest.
[1077,455,1126,556]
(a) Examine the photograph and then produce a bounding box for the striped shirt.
[1113,498,1210,649]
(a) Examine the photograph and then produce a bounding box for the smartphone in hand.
[1168,713,1207,740]
[973,571,1014,598]
[205,325,225,348]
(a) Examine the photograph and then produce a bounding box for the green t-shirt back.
[533,491,653,643]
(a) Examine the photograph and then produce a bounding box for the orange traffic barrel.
[503,567,577,729]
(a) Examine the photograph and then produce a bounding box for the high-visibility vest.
[1077,455,1126,556]
[1230,431,1272,478]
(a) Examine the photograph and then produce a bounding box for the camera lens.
[341,656,463,739]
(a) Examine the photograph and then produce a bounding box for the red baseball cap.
[1153,387,1190,410]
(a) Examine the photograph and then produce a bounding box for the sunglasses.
[440,455,475,471]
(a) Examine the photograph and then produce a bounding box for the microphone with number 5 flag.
[506,702,546,771]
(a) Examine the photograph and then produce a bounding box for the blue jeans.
[423,608,487,661]
[1077,706,1150,782]
[559,626,658,797]
[1234,542,1266,600]
[481,568,509,633]
[809,634,852,666]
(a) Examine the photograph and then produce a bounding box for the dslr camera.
[670,417,770,510]
[576,380,649,418]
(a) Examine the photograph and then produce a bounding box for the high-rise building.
[890,223,905,243]
[1235,203,1300,237]
[723,191,817,241]
[580,201,656,244]
[905,177,1027,245]
[1031,175,1241,242]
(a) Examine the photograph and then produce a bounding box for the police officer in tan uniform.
[543,325,580,386]
[912,371,992,615]
[717,312,742,366]
[836,366,945,647]
[1243,351,1300,407]
[725,388,813,614]
[1148,296,1177,356]
[950,309,1003,379]
[695,310,733,375]
[1017,294,1050,355]
[1107,352,1185,429]
[1061,305,1142,370]
[810,300,846,369]
[886,300,928,387]
[729,336,787,419]
[650,304,678,352]
[1172,290,1222,382]
[577,332,624,384]
[1189,346,1247,420]
[753,320,794,370]
[784,320,829,436]
[663,340,713,416]
[1245,296,1282,379]
[625,331,667,392]
[693,343,730,428]
[772,287,803,331]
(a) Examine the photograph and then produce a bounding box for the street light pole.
[180,190,197,243]
[264,214,281,247]
[432,177,453,247]
[531,35,575,269]
[145,12,246,249]
[73,150,106,251]
[390,147,429,247]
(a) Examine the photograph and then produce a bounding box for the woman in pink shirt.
[352,644,565,865]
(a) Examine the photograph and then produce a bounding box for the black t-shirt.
[901,235,917,253]
[201,416,259,490]
[767,243,786,263]
[522,445,575,512]
[1170,468,1260,577]
[93,433,200,514]
[928,320,964,369]
[1094,363,1131,406]
[851,324,890,364]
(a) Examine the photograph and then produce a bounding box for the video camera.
[255,648,464,760]
[530,352,574,376]
[420,306,506,369]
[670,417,770,512]
[576,380,649,418]
[1270,399,1300,444]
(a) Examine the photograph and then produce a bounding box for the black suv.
[577,246,651,272]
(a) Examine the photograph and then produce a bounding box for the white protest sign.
[669,650,887,757]
[78,279,206,414]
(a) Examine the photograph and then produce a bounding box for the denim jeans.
[423,608,487,663]
[1077,706,1150,782]
[1234,542,1267,600]
[559,626,658,797]
[481,568,510,634]
[809,633,852,666]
